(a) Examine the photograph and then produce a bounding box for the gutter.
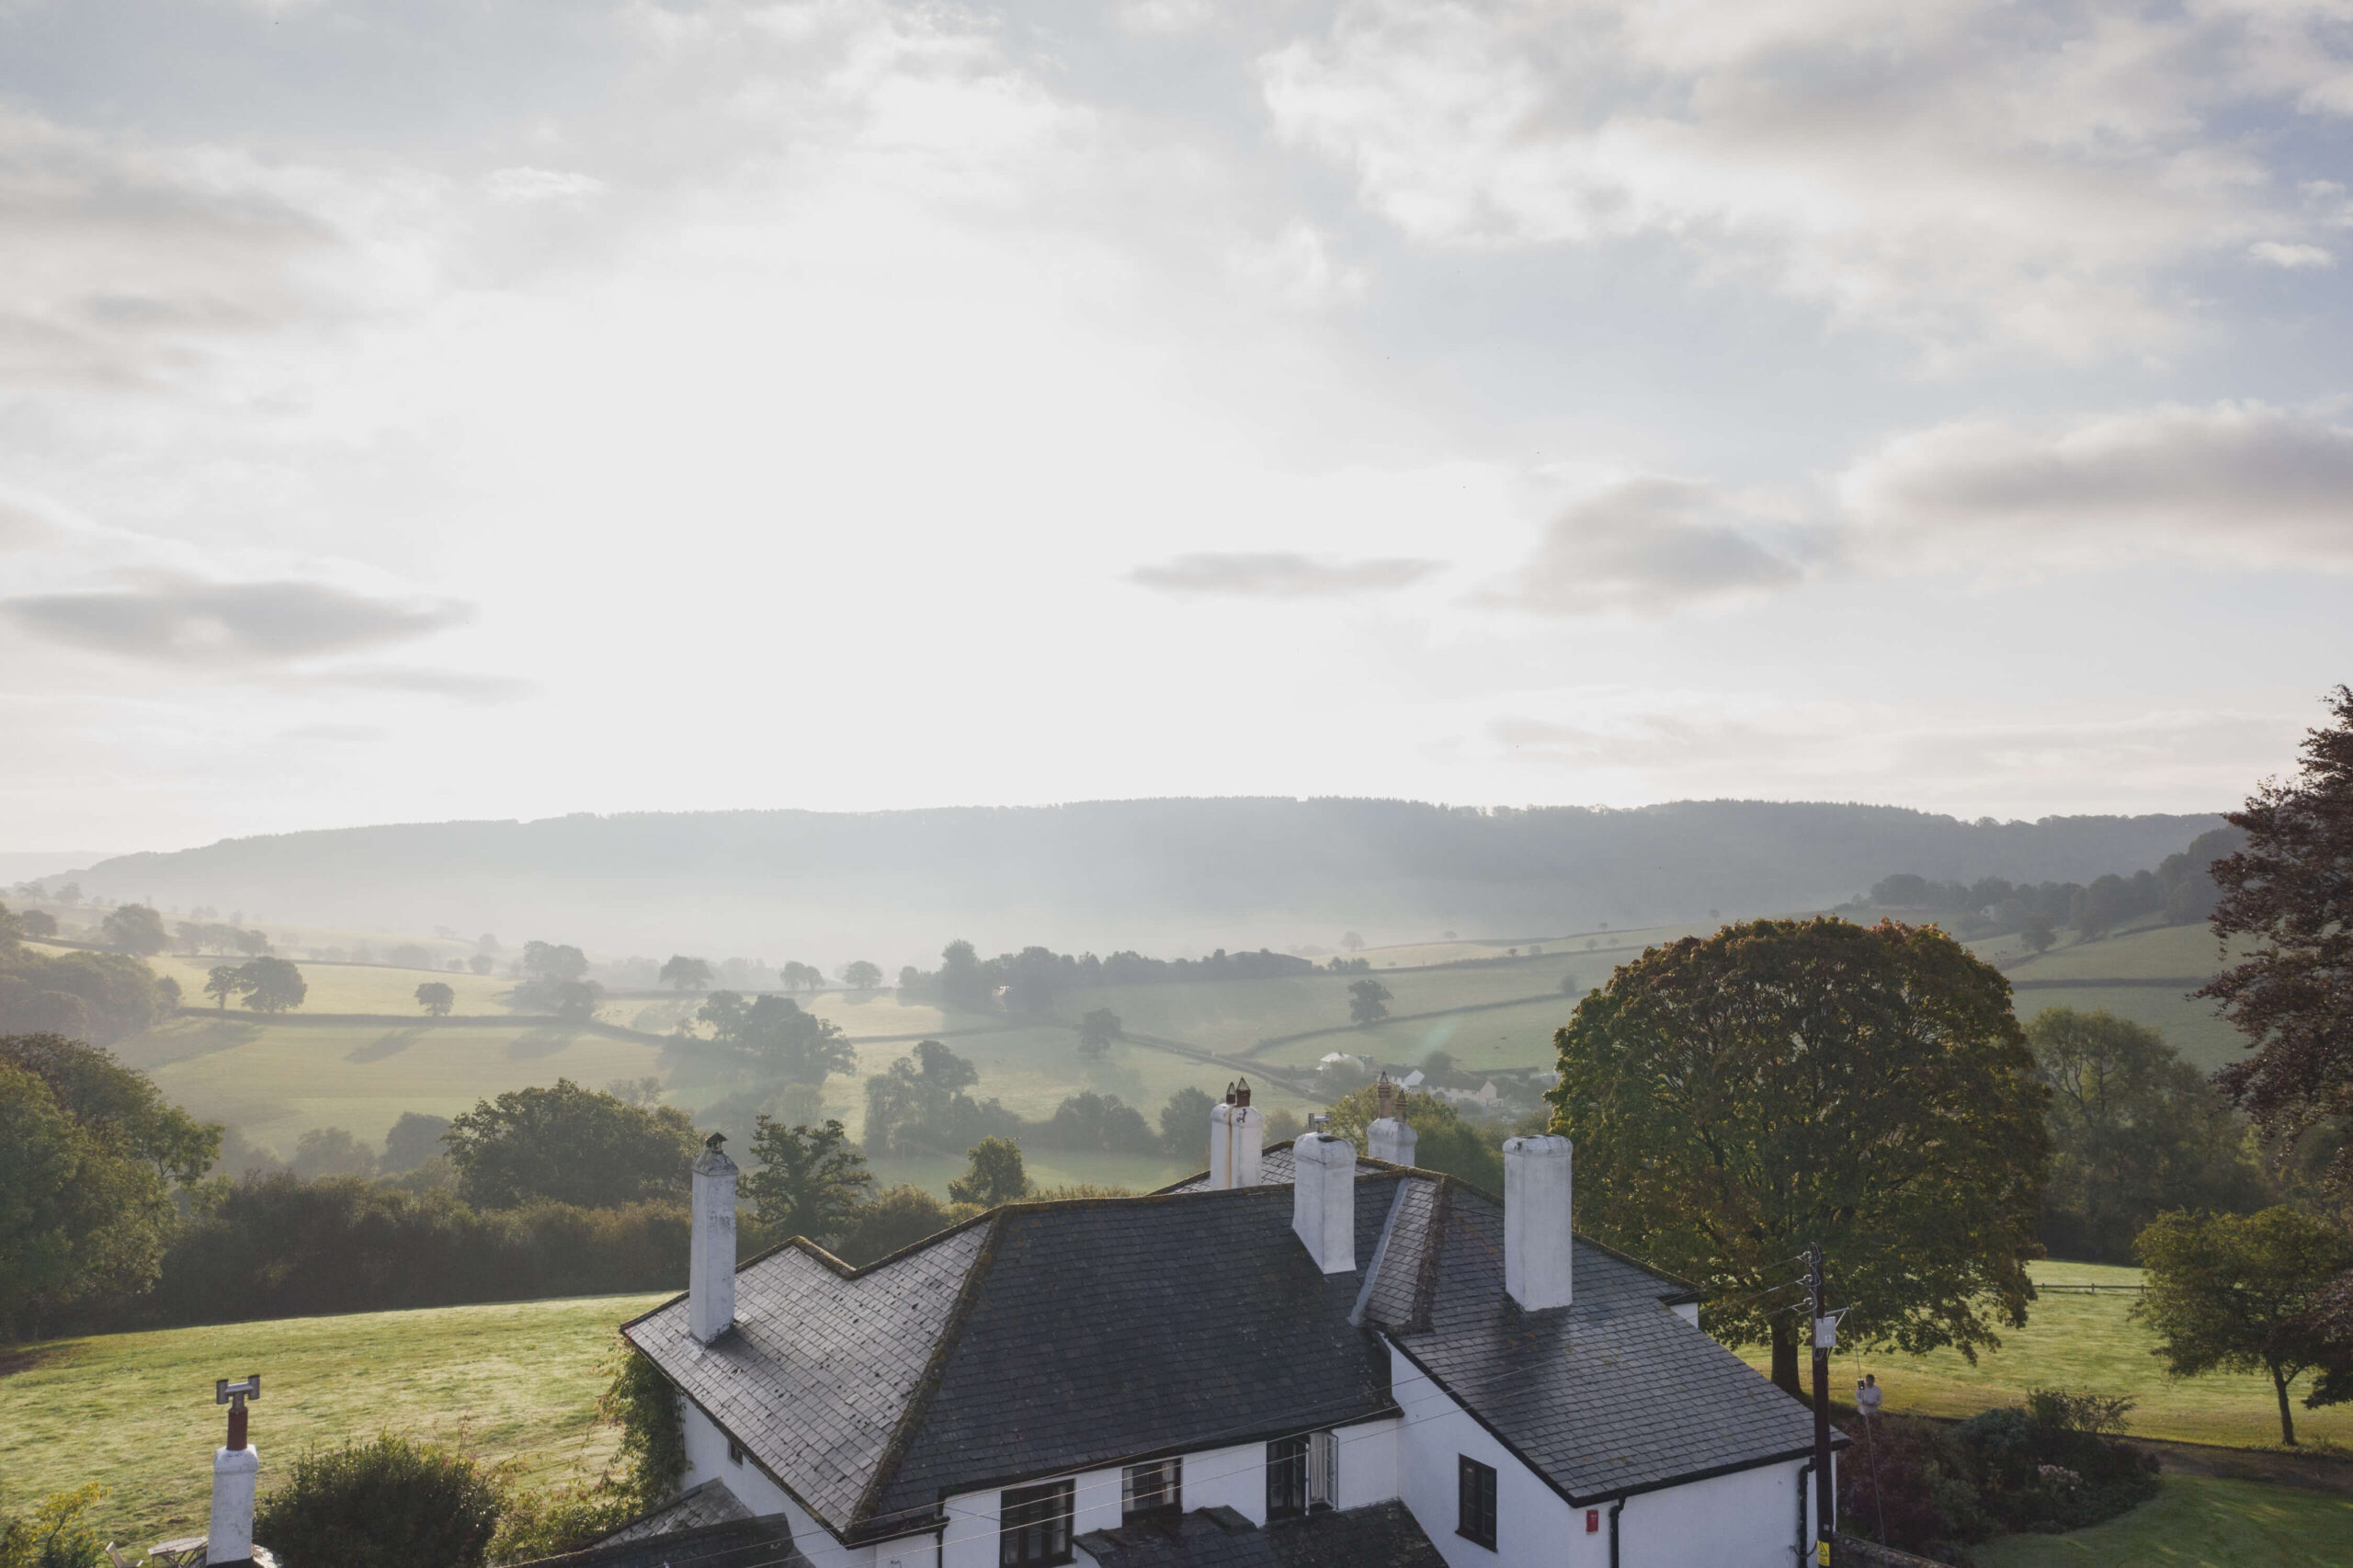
[1608,1496,1626,1568]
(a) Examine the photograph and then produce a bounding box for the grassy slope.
[1971,1475,2353,1567]
[0,1294,665,1548]
[118,1017,665,1154]
[148,955,516,1016]
[1735,1262,2353,1450]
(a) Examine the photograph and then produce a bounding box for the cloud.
[3,574,472,665]
[1127,551,1441,597]
[311,667,531,702]
[483,167,608,205]
[2249,240,2334,270]
[1840,402,2353,569]
[1489,478,1816,616]
[1260,0,2353,361]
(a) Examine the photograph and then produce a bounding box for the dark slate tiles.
[1075,1506,1280,1568]
[1264,1501,1450,1568]
[506,1516,806,1568]
[1391,1190,1820,1502]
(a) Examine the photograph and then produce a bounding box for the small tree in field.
[1552,917,2050,1395]
[2133,1206,2353,1445]
[235,956,308,1014]
[744,1117,873,1249]
[415,981,456,1017]
[1347,977,1392,1027]
[949,1136,1029,1208]
[100,903,167,956]
[839,960,884,992]
[204,965,239,1010]
[658,955,712,992]
[1078,1007,1121,1060]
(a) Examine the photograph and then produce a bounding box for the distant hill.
[57,799,2226,966]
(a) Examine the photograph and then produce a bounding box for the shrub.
[1838,1415,1992,1562]
[0,1483,109,1568]
[1952,1400,2159,1533]
[254,1435,504,1568]
[834,1185,980,1266]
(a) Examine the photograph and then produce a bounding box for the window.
[999,1480,1074,1568]
[1267,1436,1309,1520]
[1122,1459,1181,1521]
[1308,1430,1336,1511]
[1457,1456,1497,1551]
[725,1437,745,1466]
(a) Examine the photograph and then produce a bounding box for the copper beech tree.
[1549,917,2050,1396]
[2201,685,2353,1180]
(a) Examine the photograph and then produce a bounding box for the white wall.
[1614,1461,1819,1568]
[681,1400,926,1568]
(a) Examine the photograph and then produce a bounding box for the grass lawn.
[113,1017,667,1157]
[0,1293,666,1549]
[1733,1262,2353,1450]
[1259,994,1573,1075]
[1971,1475,2353,1566]
[1997,924,2245,983]
[2008,988,2244,1074]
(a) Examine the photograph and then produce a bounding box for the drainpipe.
[1795,1461,1813,1568]
[1608,1496,1626,1568]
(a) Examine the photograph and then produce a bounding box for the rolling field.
[0,1293,667,1548]
[148,953,517,1016]
[114,1017,666,1156]
[1736,1261,2353,1450]
[1972,1475,2353,1567]
[1998,922,2242,983]
[2009,987,2243,1073]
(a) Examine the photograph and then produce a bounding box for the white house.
[550,1085,1837,1568]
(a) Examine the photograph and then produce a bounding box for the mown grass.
[0,1294,666,1550]
[114,1017,666,1156]
[1733,1261,2353,1450]
[1971,1475,2353,1566]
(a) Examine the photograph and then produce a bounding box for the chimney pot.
[207,1448,259,1565]
[1503,1135,1574,1311]
[1290,1132,1357,1273]
[689,1134,739,1344]
[1209,1089,1263,1189]
[1368,1074,1416,1165]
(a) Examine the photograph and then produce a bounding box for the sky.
[2,0,2349,854]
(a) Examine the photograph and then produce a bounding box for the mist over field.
[55,797,2221,961]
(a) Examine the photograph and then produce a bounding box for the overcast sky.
[3,0,2348,853]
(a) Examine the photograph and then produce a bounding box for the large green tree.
[1324,1083,1505,1191]
[2203,686,2353,1180]
[1549,917,2051,1395]
[0,1035,219,1339]
[2029,1008,2270,1263]
[99,903,168,957]
[2133,1206,2353,1445]
[696,992,855,1084]
[743,1117,873,1248]
[949,1136,1029,1208]
[235,956,308,1014]
[443,1079,701,1210]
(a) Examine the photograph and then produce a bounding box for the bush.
[255,1435,504,1568]
[0,1483,109,1568]
[1951,1400,2159,1533]
[834,1185,980,1266]
[1838,1415,1992,1562]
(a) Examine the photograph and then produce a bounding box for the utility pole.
[1809,1243,1833,1568]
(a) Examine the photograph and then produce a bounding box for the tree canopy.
[415,982,457,1017]
[2029,1008,2269,1263]
[2134,1206,2353,1445]
[2203,685,2353,1181]
[442,1079,701,1210]
[659,955,712,991]
[743,1117,873,1249]
[839,960,883,992]
[1347,977,1392,1027]
[1549,916,2051,1394]
[1078,1007,1120,1060]
[695,992,856,1084]
[235,956,309,1014]
[0,1034,219,1339]
[949,1136,1029,1208]
[99,903,168,956]
[1324,1083,1504,1192]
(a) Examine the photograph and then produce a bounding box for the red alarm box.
[1586,1509,1599,1533]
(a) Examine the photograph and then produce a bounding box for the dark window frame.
[1266,1435,1311,1521]
[999,1478,1075,1568]
[1122,1457,1182,1521]
[725,1437,745,1466]
[1457,1454,1497,1551]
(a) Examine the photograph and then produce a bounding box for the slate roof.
[1074,1503,1447,1568]
[505,1515,805,1568]
[1371,1176,1830,1504]
[624,1152,1824,1546]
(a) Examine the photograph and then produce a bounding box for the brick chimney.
[689,1133,738,1344]
[1503,1135,1573,1311]
[1290,1132,1356,1273]
[1367,1073,1417,1166]
[206,1376,260,1567]
[1209,1080,1263,1190]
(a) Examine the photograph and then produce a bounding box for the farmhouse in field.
[574,1083,1836,1568]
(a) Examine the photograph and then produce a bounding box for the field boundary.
[169,1006,671,1043]
[1247,992,1566,1056]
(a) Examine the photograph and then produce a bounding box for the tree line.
[1865,824,2238,944]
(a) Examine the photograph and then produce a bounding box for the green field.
[114,1017,667,1156]
[1996,922,2242,983]
[146,954,518,1017]
[0,1293,666,1549]
[2009,987,2244,1073]
[1972,1475,2353,1566]
[1737,1262,2353,1450]
[1258,995,1573,1076]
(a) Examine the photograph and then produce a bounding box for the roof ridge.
[848,1208,1007,1534]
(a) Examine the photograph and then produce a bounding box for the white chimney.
[1367,1074,1417,1166]
[1503,1135,1574,1311]
[1291,1132,1356,1273]
[207,1376,260,1567]
[689,1133,738,1344]
[1209,1081,1264,1190]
